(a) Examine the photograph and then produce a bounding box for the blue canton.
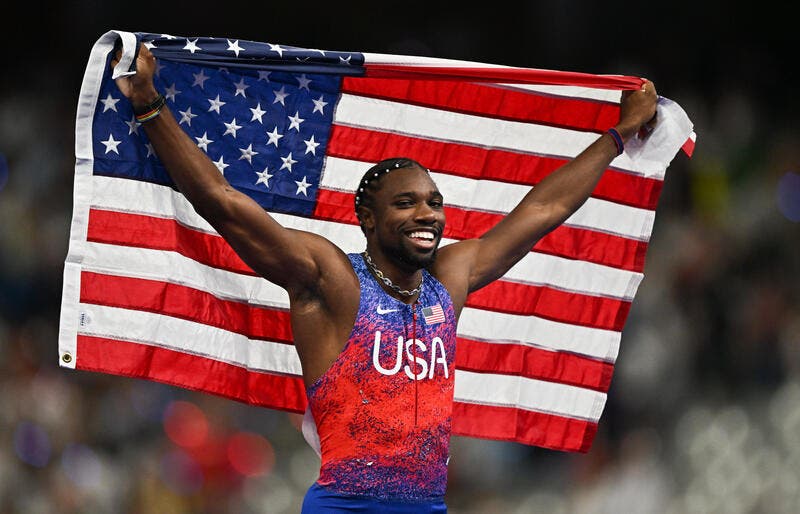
[92,33,365,217]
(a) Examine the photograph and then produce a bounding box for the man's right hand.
[111,43,161,109]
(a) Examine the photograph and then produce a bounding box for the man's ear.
[357,206,375,232]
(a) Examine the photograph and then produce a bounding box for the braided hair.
[354,157,429,233]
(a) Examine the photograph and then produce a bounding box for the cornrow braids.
[353,157,429,232]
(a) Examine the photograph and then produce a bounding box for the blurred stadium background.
[1,3,797,513]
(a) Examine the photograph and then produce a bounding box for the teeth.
[409,231,434,240]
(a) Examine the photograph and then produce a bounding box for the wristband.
[134,94,166,123]
[607,128,624,156]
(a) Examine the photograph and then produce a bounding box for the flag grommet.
[61,353,73,364]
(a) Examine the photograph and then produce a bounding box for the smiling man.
[111,44,657,513]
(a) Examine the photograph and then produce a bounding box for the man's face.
[367,167,446,270]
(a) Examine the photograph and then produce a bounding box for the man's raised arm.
[436,81,658,296]
[111,44,340,292]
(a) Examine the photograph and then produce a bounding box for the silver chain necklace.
[363,251,422,297]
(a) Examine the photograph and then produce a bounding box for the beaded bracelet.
[134,94,166,123]
[607,127,624,156]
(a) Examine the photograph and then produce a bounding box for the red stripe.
[80,271,293,343]
[75,335,307,413]
[314,189,648,272]
[343,77,621,132]
[327,125,663,210]
[682,134,696,157]
[361,64,643,91]
[466,280,631,332]
[452,401,597,453]
[455,337,614,391]
[87,209,256,276]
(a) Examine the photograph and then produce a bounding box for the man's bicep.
[449,232,530,294]
[432,239,486,304]
[206,187,326,289]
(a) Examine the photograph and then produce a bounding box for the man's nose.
[414,203,437,222]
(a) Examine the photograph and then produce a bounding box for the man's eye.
[396,200,413,207]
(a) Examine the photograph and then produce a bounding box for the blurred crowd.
[1,12,799,514]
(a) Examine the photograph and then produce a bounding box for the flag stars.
[280,152,297,172]
[184,38,202,54]
[239,144,259,163]
[192,69,210,88]
[339,55,352,65]
[303,135,320,155]
[250,103,267,123]
[268,43,284,57]
[164,83,181,101]
[101,134,121,154]
[125,116,140,135]
[255,167,273,188]
[145,143,155,158]
[296,74,312,90]
[100,93,120,112]
[257,71,271,82]
[273,86,289,106]
[213,155,229,174]
[234,77,249,98]
[266,127,283,147]
[223,118,242,137]
[312,95,328,115]
[227,39,244,56]
[195,132,213,151]
[287,111,304,131]
[295,176,311,196]
[208,95,226,113]
[178,107,198,126]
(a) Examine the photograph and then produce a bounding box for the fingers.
[640,78,657,97]
[110,49,122,68]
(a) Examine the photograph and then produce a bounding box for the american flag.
[422,304,446,325]
[59,30,694,453]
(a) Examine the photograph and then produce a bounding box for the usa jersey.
[305,253,457,501]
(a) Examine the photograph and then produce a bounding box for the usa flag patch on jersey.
[422,304,446,325]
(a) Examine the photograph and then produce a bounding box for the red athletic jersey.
[305,253,458,501]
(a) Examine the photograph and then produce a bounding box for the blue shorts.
[301,483,447,513]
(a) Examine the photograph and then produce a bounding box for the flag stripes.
[85,205,633,330]
[341,77,623,132]
[76,335,307,412]
[325,125,665,210]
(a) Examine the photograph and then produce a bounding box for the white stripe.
[363,52,525,69]
[90,175,642,298]
[454,369,607,422]
[320,156,656,240]
[77,303,303,376]
[80,241,290,308]
[496,83,622,102]
[506,252,642,301]
[458,307,620,361]
[333,94,666,178]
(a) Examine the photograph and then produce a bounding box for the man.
[112,44,657,513]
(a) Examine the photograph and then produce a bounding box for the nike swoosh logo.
[376,306,399,315]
